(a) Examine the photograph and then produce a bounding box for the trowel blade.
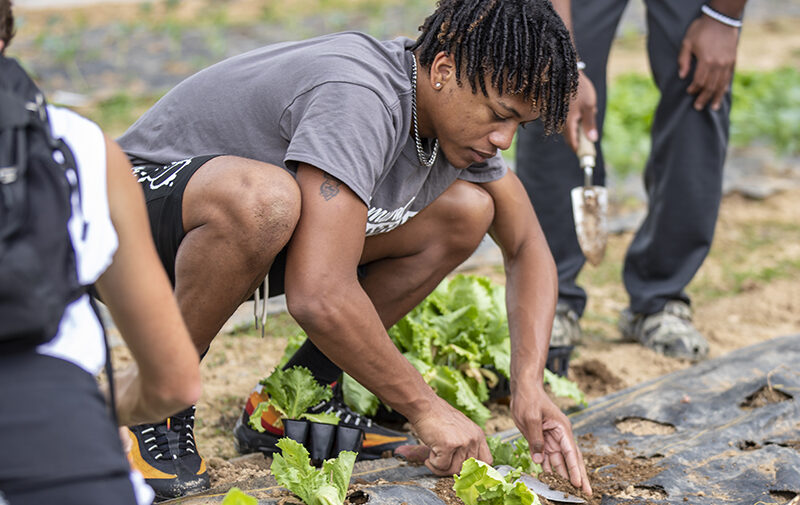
[570,185,608,266]
[494,465,586,504]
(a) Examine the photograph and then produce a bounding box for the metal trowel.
[570,127,608,266]
[494,465,586,504]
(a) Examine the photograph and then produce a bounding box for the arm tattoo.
[320,173,342,201]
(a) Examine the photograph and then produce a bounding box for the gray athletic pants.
[516,0,733,317]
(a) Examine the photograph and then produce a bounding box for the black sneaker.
[126,406,210,501]
[234,384,416,459]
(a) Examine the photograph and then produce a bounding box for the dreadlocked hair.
[0,0,14,51]
[411,0,578,134]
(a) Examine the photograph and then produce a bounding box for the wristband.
[701,4,743,28]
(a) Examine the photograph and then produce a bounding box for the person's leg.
[514,0,628,344]
[623,0,730,315]
[618,0,731,361]
[359,179,495,327]
[175,155,301,353]
[0,352,138,505]
[129,154,300,498]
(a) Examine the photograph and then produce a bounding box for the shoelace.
[309,397,373,428]
[139,425,172,461]
[139,406,198,460]
[170,406,198,457]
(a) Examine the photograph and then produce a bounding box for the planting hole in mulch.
[614,417,676,436]
[769,490,798,503]
[740,385,793,409]
[346,490,369,504]
[737,440,762,451]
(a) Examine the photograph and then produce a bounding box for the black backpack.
[0,56,84,349]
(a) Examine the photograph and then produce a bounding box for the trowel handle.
[577,125,596,169]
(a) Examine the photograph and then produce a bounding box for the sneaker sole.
[233,415,279,456]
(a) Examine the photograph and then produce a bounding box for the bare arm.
[95,135,201,426]
[482,171,592,496]
[285,163,490,476]
[679,0,747,111]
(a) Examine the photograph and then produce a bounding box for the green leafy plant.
[388,274,585,425]
[486,436,542,476]
[602,67,800,178]
[341,373,380,416]
[730,66,800,156]
[544,369,586,407]
[271,438,357,505]
[453,458,541,505]
[249,366,339,432]
[221,487,257,505]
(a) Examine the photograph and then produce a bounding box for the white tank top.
[36,106,119,376]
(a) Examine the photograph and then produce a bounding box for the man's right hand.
[563,70,598,151]
[405,398,492,476]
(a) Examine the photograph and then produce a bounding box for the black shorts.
[0,352,137,505]
[131,155,288,297]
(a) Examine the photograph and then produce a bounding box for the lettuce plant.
[453,458,541,505]
[249,366,339,432]
[271,438,356,505]
[487,436,542,476]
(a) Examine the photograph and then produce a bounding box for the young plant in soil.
[454,458,541,505]
[271,437,357,505]
[487,435,542,476]
[249,365,340,432]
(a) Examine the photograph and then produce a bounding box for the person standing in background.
[517,0,747,361]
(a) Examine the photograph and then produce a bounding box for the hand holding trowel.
[570,126,608,266]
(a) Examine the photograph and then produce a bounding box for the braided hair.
[411,0,578,134]
[0,0,14,52]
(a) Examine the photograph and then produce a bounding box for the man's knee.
[183,156,301,262]
[434,180,494,252]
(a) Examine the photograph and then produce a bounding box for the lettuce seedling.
[453,458,541,505]
[544,369,586,407]
[487,436,542,476]
[249,366,340,432]
[271,437,357,505]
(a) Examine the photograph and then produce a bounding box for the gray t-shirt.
[118,32,507,236]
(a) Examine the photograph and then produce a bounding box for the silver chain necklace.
[411,56,439,168]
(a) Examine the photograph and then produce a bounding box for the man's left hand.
[511,383,592,496]
[678,14,740,111]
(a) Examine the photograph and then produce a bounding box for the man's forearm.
[501,239,558,386]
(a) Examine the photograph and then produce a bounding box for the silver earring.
[435,82,442,89]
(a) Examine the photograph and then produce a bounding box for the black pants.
[516,0,732,316]
[0,351,137,505]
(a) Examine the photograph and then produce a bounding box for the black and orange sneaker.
[233,383,415,459]
[127,406,209,501]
